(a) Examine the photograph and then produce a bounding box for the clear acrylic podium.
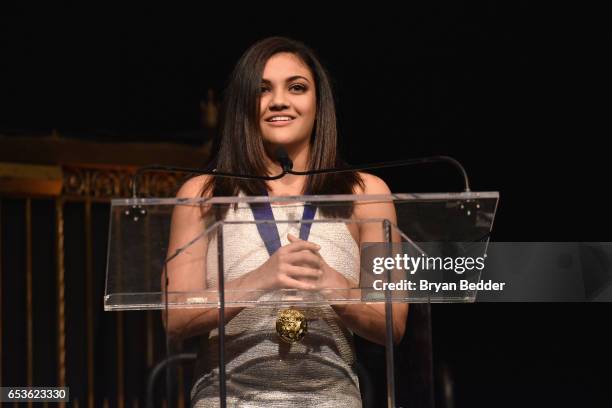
[105,192,499,408]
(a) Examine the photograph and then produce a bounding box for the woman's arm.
[162,175,247,340]
[327,173,408,345]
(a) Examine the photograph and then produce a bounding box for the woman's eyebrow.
[261,75,311,84]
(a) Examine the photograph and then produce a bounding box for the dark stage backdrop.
[1,3,608,241]
[1,2,611,407]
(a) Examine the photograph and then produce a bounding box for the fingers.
[286,233,320,252]
[286,265,323,279]
[285,250,321,268]
[280,276,317,290]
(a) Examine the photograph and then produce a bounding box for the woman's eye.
[260,86,270,93]
[290,84,307,92]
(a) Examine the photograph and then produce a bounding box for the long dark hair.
[202,37,363,218]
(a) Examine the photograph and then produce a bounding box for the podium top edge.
[111,192,500,206]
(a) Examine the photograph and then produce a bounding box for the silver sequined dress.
[191,201,362,407]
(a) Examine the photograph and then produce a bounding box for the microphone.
[275,146,294,172]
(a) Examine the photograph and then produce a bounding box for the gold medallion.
[275,308,307,343]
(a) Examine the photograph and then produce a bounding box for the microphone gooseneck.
[287,156,470,192]
[130,155,471,199]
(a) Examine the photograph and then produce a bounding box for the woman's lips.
[264,118,295,127]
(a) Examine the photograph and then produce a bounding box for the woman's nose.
[269,90,289,109]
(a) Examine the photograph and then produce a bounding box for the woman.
[165,37,408,407]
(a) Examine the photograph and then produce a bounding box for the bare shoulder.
[176,174,212,199]
[353,172,395,219]
[354,172,392,195]
[172,175,213,220]
[353,173,397,240]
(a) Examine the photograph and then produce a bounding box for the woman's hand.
[250,233,324,291]
[286,234,353,292]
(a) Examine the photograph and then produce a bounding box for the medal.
[249,195,316,343]
[276,308,308,343]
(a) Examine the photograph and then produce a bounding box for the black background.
[1,3,610,407]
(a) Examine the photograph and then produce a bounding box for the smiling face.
[259,52,317,148]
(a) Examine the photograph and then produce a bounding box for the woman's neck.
[264,142,310,196]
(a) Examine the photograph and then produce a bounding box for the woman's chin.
[262,133,308,147]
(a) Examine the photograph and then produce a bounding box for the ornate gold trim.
[62,166,191,199]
